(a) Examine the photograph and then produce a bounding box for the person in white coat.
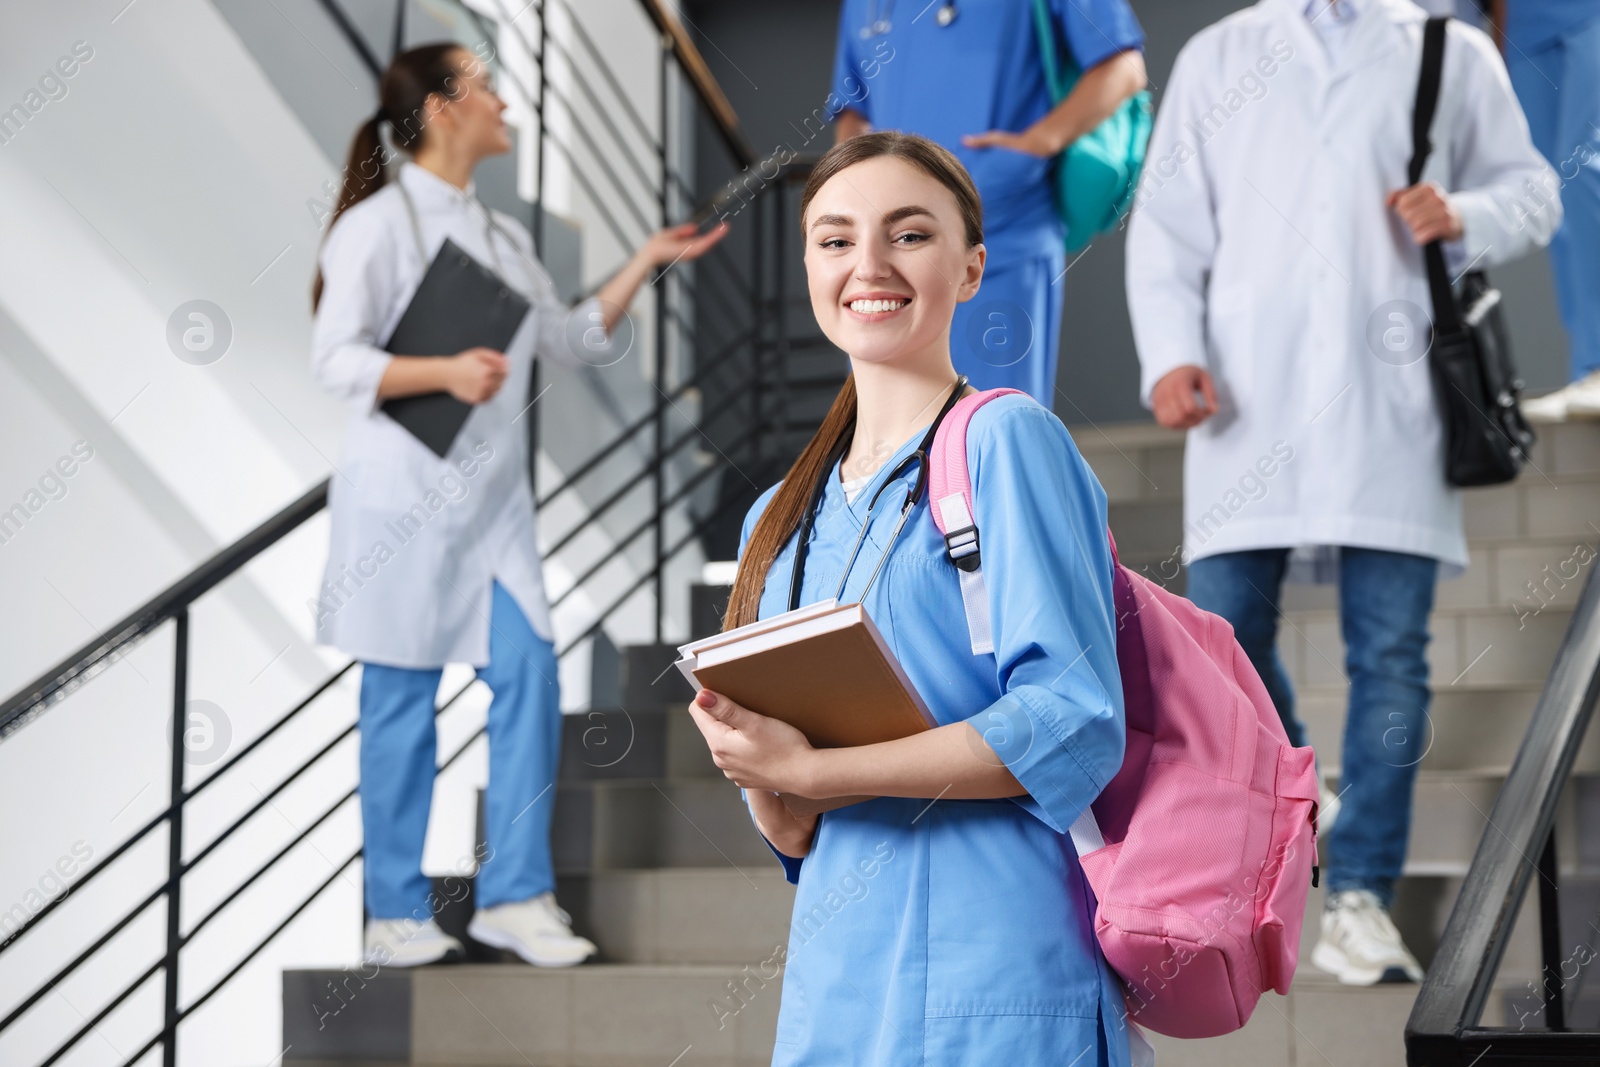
[310,43,727,968]
[1125,0,1557,986]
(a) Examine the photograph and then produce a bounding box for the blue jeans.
[358,581,562,919]
[1186,547,1438,909]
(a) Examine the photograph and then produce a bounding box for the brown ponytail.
[312,42,476,310]
[722,131,983,630]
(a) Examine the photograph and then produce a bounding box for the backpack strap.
[930,388,1112,857]
[928,388,1027,655]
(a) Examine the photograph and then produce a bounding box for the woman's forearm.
[1036,49,1147,154]
[805,721,1026,801]
[376,355,450,400]
[593,252,655,333]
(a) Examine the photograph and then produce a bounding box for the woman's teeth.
[849,298,908,314]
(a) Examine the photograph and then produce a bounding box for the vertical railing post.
[529,2,548,503]
[163,609,189,1067]
[774,182,788,447]
[653,35,670,645]
[1538,826,1565,1030]
[751,174,764,469]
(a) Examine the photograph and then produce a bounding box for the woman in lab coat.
[311,43,726,967]
[686,132,1137,1066]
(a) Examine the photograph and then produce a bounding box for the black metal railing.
[1406,563,1600,1063]
[0,1,828,1065]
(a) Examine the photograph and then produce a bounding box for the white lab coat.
[310,161,615,667]
[1126,0,1558,579]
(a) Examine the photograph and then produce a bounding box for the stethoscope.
[393,165,546,295]
[787,376,968,611]
[859,0,959,38]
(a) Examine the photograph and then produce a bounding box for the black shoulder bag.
[1409,15,1534,487]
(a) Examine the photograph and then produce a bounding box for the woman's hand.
[446,347,509,404]
[686,689,820,794]
[638,221,731,270]
[745,787,819,859]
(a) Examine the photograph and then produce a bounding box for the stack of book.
[674,599,934,816]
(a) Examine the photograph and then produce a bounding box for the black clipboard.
[380,237,531,458]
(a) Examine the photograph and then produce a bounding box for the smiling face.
[803,155,985,369]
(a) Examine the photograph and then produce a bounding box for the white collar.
[1302,0,1362,25]
[399,159,477,203]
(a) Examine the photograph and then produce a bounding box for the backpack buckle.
[943,524,982,572]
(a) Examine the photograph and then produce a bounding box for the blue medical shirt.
[732,393,1133,1065]
[1505,0,1600,52]
[828,0,1145,261]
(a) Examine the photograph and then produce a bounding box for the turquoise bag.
[1030,0,1152,252]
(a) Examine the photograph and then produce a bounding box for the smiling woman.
[688,132,1136,1067]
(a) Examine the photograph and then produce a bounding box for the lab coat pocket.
[1204,285,1255,409]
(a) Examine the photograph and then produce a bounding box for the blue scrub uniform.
[738,394,1133,1066]
[359,581,562,919]
[1504,2,1600,381]
[829,0,1144,401]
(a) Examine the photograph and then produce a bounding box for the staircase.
[281,419,1600,1067]
[1091,419,1600,1066]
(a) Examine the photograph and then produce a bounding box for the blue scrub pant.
[1506,17,1600,381]
[1186,547,1437,910]
[950,246,1066,402]
[358,581,562,920]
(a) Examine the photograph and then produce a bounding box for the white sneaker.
[1310,889,1424,985]
[1523,370,1600,423]
[467,892,597,967]
[1318,779,1342,835]
[363,917,464,968]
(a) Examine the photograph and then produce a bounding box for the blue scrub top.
[1505,0,1600,52]
[736,394,1133,1066]
[829,0,1145,261]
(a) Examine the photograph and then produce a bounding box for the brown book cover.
[690,603,934,749]
[680,602,934,818]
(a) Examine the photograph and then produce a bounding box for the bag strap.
[1030,0,1068,105]
[1407,16,1463,337]
[929,387,1110,856]
[928,389,1026,655]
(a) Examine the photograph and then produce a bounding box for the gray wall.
[683,0,1569,425]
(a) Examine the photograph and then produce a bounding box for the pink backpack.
[929,389,1319,1040]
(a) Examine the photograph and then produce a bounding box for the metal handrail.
[1405,565,1600,1064]
[0,481,330,741]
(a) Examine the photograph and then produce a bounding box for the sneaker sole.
[466,918,594,968]
[1310,939,1421,986]
[363,941,464,969]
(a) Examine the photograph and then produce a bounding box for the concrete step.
[1071,419,1600,505]
[286,962,782,1066]
[1312,769,1600,877]
[1279,603,1574,693]
[1144,968,1528,1067]
[551,779,771,874]
[287,862,1581,1065]
[561,867,794,965]
[1296,685,1600,777]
